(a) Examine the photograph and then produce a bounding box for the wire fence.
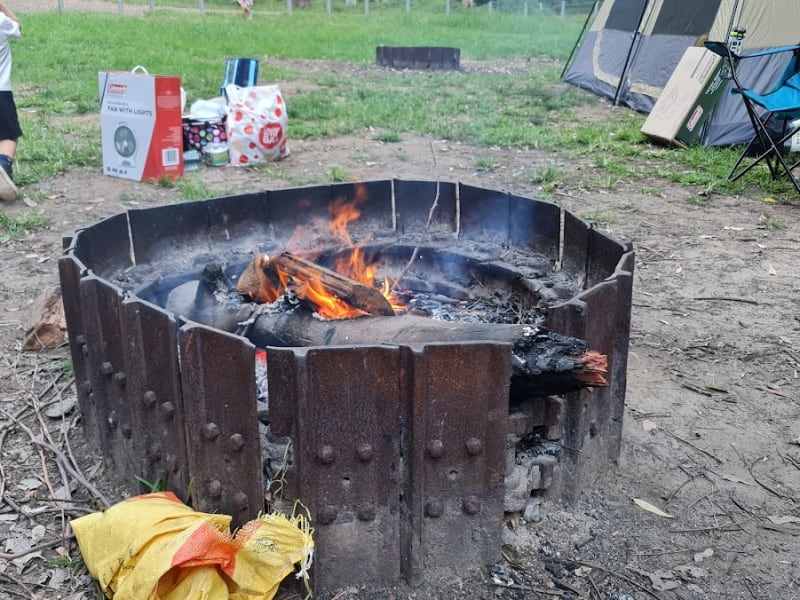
[48,0,598,17]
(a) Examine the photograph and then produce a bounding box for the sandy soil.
[2,3,800,600]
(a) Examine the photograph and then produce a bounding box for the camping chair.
[705,40,800,193]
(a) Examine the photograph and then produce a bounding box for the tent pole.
[560,0,599,80]
[612,0,651,106]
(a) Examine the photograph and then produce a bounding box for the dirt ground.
[2,3,800,600]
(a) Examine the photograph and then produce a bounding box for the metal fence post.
[560,0,565,17]
[149,0,154,15]
[327,0,331,15]
[445,0,450,16]
[199,0,204,14]
[365,0,369,15]
[117,0,123,14]
[287,0,292,15]
[406,0,410,15]
[524,2,528,16]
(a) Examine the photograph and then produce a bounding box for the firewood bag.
[71,491,314,599]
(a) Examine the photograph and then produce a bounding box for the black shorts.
[0,91,23,140]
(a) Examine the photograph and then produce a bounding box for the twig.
[0,408,110,508]
[693,296,759,305]
[663,428,723,465]
[0,570,37,600]
[490,581,568,596]
[747,456,793,500]
[0,537,72,560]
[573,560,663,600]
[395,141,441,284]
[587,573,602,600]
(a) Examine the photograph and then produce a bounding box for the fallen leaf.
[762,197,776,204]
[646,570,680,592]
[642,419,658,433]
[573,566,592,577]
[631,497,674,518]
[693,548,713,563]
[767,263,777,275]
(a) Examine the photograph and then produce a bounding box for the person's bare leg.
[0,139,16,161]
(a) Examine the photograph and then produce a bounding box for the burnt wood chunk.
[242,309,607,398]
[262,252,395,317]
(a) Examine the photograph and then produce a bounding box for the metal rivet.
[465,437,483,456]
[317,505,337,525]
[227,433,245,452]
[425,498,443,518]
[160,402,175,419]
[75,335,86,345]
[427,439,444,459]
[101,362,113,376]
[463,495,481,515]
[202,423,221,440]
[88,392,95,402]
[81,381,92,394]
[107,411,118,429]
[82,346,89,358]
[113,372,126,387]
[318,445,336,464]
[233,491,249,510]
[356,443,374,462]
[207,480,223,498]
[147,442,161,462]
[121,424,132,438]
[165,454,179,473]
[357,503,376,522]
[143,390,157,407]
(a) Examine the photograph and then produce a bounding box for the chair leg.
[728,99,800,192]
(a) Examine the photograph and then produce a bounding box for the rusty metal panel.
[586,228,634,288]
[508,194,560,258]
[267,345,405,592]
[78,276,138,484]
[406,342,510,582]
[58,253,92,432]
[458,183,510,246]
[561,211,591,285]
[393,179,457,239]
[179,323,262,525]
[70,212,132,277]
[120,297,189,498]
[128,201,211,265]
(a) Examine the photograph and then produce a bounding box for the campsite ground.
[1,3,800,600]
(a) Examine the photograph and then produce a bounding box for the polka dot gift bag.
[225,84,290,165]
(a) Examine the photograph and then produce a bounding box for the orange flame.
[251,191,405,319]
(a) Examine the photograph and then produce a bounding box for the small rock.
[45,396,77,419]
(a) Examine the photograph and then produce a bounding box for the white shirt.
[0,14,20,91]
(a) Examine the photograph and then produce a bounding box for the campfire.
[58,179,634,592]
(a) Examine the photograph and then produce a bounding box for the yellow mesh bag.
[71,492,314,600]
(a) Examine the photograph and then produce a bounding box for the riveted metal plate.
[405,342,510,582]
[179,323,262,525]
[78,276,138,482]
[268,345,404,591]
[58,253,92,431]
[120,297,189,497]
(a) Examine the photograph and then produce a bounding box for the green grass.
[0,210,47,242]
[7,3,797,202]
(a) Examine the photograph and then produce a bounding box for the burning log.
[237,252,395,317]
[173,262,608,398]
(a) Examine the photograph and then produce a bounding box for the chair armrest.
[705,41,800,59]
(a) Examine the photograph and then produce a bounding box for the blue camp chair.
[220,58,259,98]
[705,40,800,193]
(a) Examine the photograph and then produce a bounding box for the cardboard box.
[641,47,726,147]
[99,70,184,181]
